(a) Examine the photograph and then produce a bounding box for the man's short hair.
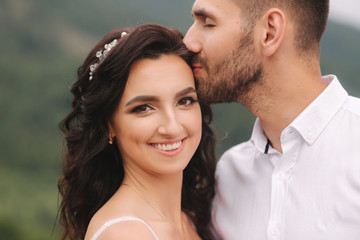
[233,0,329,53]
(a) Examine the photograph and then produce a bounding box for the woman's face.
[109,54,202,176]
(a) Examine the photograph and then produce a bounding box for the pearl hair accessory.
[89,31,127,80]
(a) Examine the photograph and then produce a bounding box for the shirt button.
[307,130,313,140]
[271,227,280,236]
[276,171,285,180]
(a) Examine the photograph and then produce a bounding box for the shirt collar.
[250,75,348,151]
[290,75,348,145]
[250,118,270,153]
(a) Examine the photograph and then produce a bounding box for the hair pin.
[89,31,128,80]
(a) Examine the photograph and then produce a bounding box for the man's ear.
[258,8,286,57]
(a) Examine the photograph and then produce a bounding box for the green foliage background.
[0,0,359,239]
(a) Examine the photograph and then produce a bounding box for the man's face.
[184,0,263,104]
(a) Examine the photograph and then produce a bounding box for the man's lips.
[192,63,203,75]
[192,63,202,69]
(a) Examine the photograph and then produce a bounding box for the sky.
[329,0,360,30]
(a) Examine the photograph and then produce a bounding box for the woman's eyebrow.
[175,87,197,98]
[125,87,196,107]
[125,95,159,107]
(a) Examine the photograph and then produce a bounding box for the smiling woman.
[58,23,219,240]
[110,55,202,176]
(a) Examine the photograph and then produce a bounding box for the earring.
[109,133,113,144]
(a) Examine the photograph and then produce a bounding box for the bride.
[58,23,218,240]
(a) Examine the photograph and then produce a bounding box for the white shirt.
[212,75,360,240]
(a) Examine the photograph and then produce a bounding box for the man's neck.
[245,72,327,153]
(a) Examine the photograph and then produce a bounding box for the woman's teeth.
[152,140,182,151]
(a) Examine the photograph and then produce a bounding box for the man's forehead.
[192,0,211,14]
[192,0,238,17]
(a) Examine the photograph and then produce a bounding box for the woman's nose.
[157,112,183,137]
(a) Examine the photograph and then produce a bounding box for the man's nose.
[183,25,202,54]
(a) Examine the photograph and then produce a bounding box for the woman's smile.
[150,138,187,156]
[151,139,183,151]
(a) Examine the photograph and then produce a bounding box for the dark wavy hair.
[58,23,218,240]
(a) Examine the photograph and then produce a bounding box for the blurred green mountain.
[0,0,359,239]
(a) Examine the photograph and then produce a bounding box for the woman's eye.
[131,104,153,113]
[178,97,198,107]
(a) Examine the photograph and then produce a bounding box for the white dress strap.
[90,216,160,240]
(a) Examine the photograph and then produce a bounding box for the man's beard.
[195,31,263,105]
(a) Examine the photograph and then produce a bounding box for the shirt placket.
[267,130,299,240]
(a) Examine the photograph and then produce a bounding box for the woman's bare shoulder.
[85,216,158,240]
[93,218,158,240]
[85,187,159,240]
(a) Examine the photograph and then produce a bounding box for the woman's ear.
[107,122,115,144]
[258,8,286,57]
[107,121,115,135]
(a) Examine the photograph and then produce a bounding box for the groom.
[184,0,360,239]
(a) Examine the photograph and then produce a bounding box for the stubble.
[195,30,263,106]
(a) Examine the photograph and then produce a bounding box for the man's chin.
[197,88,231,105]
[197,82,242,104]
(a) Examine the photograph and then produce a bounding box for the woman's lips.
[149,138,186,156]
[151,140,183,151]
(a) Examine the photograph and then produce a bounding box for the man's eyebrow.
[125,95,159,107]
[175,87,197,98]
[192,8,216,19]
